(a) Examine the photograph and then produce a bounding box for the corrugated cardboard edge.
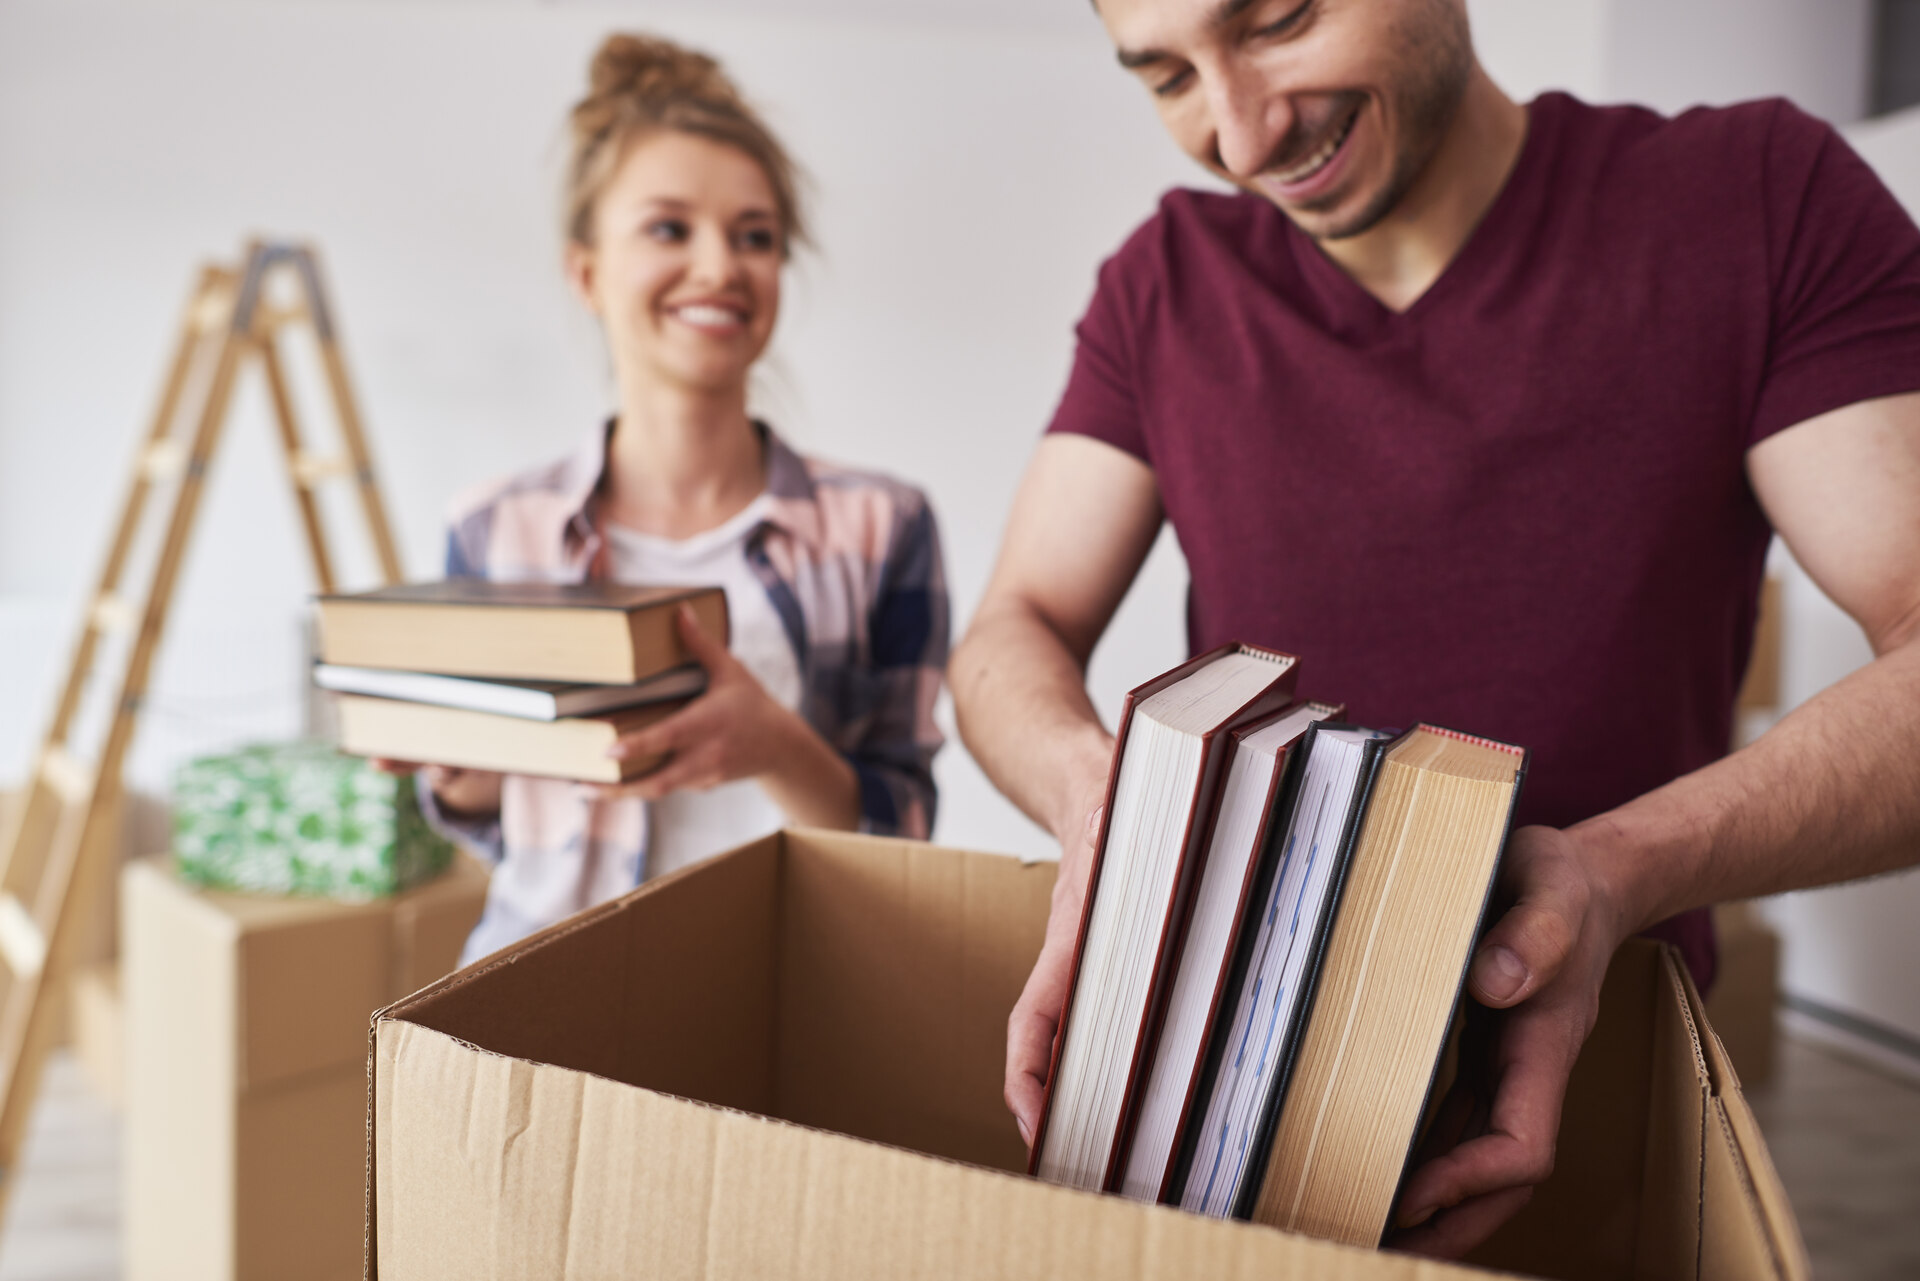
[363,830,1520,1281]
[1670,949,1812,1281]
[371,1017,1519,1281]
[362,835,778,1280]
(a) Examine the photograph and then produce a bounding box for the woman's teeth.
[674,304,742,327]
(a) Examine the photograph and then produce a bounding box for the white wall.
[1606,0,1873,122]
[0,0,1209,861]
[0,1,1896,879]
[1757,105,1920,1047]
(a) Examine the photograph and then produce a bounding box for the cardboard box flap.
[385,834,780,1112]
[1468,941,1660,1280]
[373,1016,1494,1281]
[773,829,1056,1172]
[369,833,1806,1281]
[1673,949,1811,1281]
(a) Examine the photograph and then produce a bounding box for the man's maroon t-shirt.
[1047,94,1920,985]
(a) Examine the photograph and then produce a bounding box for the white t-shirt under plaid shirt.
[423,423,948,964]
[602,494,801,883]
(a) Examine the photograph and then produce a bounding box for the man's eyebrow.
[1113,0,1266,70]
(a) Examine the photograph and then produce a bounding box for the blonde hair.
[565,33,808,255]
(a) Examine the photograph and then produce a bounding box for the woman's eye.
[738,227,779,252]
[1153,68,1193,98]
[645,219,689,244]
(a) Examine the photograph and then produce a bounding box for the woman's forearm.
[758,705,862,830]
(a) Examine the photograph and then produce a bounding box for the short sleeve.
[1753,103,1920,443]
[1046,253,1152,461]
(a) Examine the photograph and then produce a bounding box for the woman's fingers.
[675,602,737,673]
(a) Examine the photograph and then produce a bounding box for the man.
[950,0,1920,1258]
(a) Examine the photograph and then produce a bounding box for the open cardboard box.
[367,830,1808,1280]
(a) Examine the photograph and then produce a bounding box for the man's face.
[1100,0,1473,241]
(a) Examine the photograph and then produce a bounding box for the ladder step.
[255,303,310,331]
[39,748,94,806]
[290,452,352,486]
[190,284,235,334]
[0,895,46,979]
[89,593,140,636]
[141,438,190,480]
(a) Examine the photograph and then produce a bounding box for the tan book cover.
[315,581,728,684]
[334,694,682,784]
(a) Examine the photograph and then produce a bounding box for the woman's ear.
[563,239,599,314]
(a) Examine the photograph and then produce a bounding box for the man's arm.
[949,433,1163,1145]
[1395,391,1920,1257]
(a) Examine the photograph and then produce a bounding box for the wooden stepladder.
[0,241,402,1224]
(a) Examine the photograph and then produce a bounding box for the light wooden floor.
[1,1035,1916,1280]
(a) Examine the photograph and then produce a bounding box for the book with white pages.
[313,662,707,720]
[1117,699,1344,1204]
[1028,643,1300,1194]
[1173,722,1394,1218]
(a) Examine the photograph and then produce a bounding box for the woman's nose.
[688,225,743,286]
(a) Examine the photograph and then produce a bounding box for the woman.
[417,33,948,962]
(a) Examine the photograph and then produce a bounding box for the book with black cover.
[1244,724,1530,1244]
[1169,723,1397,1216]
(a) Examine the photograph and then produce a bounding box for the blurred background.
[0,0,1916,1277]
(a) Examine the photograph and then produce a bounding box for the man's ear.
[563,239,599,313]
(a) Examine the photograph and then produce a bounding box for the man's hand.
[1389,823,1630,1258]
[1004,767,1112,1148]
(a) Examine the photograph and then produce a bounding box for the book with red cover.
[1118,699,1346,1203]
[1027,643,1300,1192]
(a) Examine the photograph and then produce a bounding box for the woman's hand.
[583,605,860,828]
[369,758,504,819]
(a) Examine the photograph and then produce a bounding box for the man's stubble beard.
[1317,0,1473,242]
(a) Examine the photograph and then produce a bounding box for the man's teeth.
[1276,112,1356,185]
[675,304,742,327]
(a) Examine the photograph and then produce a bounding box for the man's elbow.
[1867,593,1920,658]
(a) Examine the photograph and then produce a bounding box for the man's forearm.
[951,601,1115,844]
[1579,629,1920,931]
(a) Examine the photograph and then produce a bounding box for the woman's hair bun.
[587,33,735,112]
[564,31,808,253]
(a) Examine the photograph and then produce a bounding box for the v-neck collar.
[1282,93,1561,335]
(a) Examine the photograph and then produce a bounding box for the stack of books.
[1029,644,1527,1248]
[313,581,728,783]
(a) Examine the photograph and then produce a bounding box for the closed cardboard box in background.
[126,853,488,1281]
[369,830,1807,1280]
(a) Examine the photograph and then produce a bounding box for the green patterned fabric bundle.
[172,740,453,899]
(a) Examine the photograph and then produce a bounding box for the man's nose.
[1206,66,1293,180]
